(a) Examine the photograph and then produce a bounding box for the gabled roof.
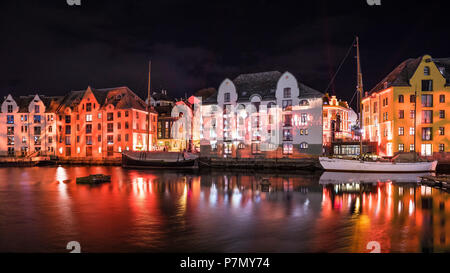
[233,71,282,101]
[370,56,450,94]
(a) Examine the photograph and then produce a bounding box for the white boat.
[319,157,437,173]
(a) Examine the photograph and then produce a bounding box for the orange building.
[55,86,157,160]
[362,55,450,159]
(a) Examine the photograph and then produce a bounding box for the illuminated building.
[54,86,157,159]
[200,71,323,158]
[0,94,61,157]
[362,55,450,159]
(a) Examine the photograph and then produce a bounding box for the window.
[125,111,129,117]
[77,136,80,143]
[117,111,121,118]
[117,134,121,142]
[398,95,404,103]
[33,115,41,123]
[300,142,309,149]
[238,143,245,149]
[48,126,52,133]
[422,95,433,107]
[224,143,232,155]
[65,125,71,134]
[7,115,14,124]
[107,135,114,144]
[422,80,433,91]
[86,114,92,122]
[7,126,14,135]
[373,102,378,113]
[283,143,293,155]
[440,95,445,103]
[98,123,101,130]
[439,110,445,119]
[282,100,292,111]
[422,110,433,124]
[86,124,92,134]
[410,95,416,103]
[410,144,415,152]
[98,135,101,142]
[439,144,445,152]
[299,100,309,106]
[283,88,291,98]
[34,126,41,135]
[7,147,15,156]
[283,114,292,127]
[65,115,71,123]
[283,129,293,141]
[86,103,92,112]
[398,127,404,136]
[48,137,52,144]
[399,110,404,119]
[410,127,415,136]
[117,122,121,130]
[35,105,40,113]
[125,134,129,142]
[107,113,114,121]
[421,144,432,156]
[300,113,308,125]
[86,136,93,145]
[34,136,41,145]
[424,66,430,76]
[65,136,71,145]
[398,144,404,152]
[422,127,432,141]
[7,136,14,146]
[251,143,261,154]
[410,110,415,119]
[439,127,445,135]
[224,93,230,103]
[107,123,114,133]
[98,113,101,119]
[86,147,93,157]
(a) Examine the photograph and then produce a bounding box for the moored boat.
[122,150,199,169]
[76,174,111,184]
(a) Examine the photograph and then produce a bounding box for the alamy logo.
[367,0,381,5]
[67,0,81,6]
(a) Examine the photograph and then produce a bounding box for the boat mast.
[147,60,152,152]
[356,36,364,157]
[414,86,417,161]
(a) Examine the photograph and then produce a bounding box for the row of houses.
[2,54,447,162]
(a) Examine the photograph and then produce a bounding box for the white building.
[200,71,323,159]
[0,94,61,157]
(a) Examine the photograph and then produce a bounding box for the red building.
[55,86,157,160]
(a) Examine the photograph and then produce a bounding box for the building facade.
[0,94,61,157]
[200,71,323,159]
[54,86,158,159]
[322,93,353,146]
[362,55,450,159]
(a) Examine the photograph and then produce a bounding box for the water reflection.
[0,167,448,253]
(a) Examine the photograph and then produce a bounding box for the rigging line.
[324,38,356,94]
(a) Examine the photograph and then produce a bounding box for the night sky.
[1,0,449,109]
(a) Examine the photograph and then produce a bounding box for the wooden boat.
[76,174,111,184]
[122,151,199,169]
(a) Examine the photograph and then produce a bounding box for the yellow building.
[362,55,450,159]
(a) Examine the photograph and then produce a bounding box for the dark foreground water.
[0,166,448,253]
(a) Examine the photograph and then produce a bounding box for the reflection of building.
[0,94,62,157]
[55,86,157,159]
[200,71,323,159]
[362,55,450,159]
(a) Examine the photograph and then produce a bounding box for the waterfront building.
[54,86,158,159]
[200,71,323,158]
[362,55,450,160]
[0,94,62,157]
[322,93,353,153]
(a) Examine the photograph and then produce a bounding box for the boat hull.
[319,157,438,173]
[122,151,198,169]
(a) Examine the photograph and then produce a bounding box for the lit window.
[300,142,308,149]
[439,144,445,152]
[86,114,92,122]
[398,144,404,152]
[283,88,291,98]
[398,127,404,136]
[424,66,430,76]
[283,143,293,155]
[421,144,432,156]
[439,127,445,135]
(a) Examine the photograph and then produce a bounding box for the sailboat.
[319,37,437,173]
[122,61,199,169]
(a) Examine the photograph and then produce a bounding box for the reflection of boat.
[122,151,199,169]
[76,174,111,184]
[319,157,437,173]
[319,171,431,185]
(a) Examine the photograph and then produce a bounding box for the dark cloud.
[1,0,449,108]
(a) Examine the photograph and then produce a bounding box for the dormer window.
[439,67,445,75]
[224,92,230,103]
[283,88,291,98]
[7,105,13,113]
[424,66,430,76]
